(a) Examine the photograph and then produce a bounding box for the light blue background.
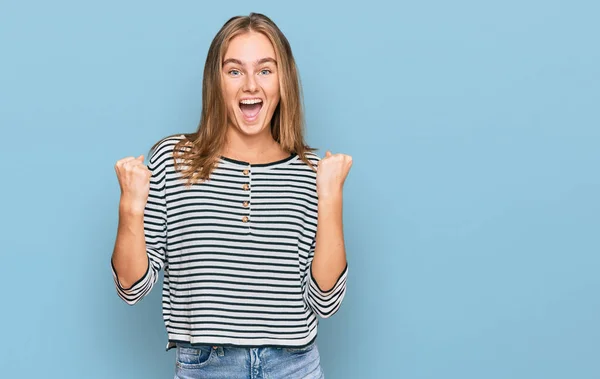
[1,0,598,378]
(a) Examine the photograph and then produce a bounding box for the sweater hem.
[164,331,318,351]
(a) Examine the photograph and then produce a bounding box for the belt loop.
[216,346,224,357]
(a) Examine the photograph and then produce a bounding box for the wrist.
[119,196,146,217]
[317,190,343,203]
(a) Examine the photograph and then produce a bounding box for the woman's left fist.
[316,151,353,198]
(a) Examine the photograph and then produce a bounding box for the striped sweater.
[111,135,348,350]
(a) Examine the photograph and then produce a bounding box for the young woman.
[111,13,352,379]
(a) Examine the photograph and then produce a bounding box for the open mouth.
[239,99,263,121]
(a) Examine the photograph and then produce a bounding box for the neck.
[223,126,286,164]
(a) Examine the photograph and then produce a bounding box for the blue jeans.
[173,340,325,379]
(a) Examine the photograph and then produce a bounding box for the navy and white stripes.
[112,135,348,350]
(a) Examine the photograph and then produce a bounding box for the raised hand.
[316,151,353,198]
[114,155,151,215]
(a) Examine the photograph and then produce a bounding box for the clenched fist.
[316,151,353,198]
[114,155,151,215]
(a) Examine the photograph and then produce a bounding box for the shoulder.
[286,151,320,180]
[302,151,321,164]
[299,150,321,169]
[148,134,187,165]
[286,151,319,175]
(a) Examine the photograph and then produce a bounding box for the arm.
[111,150,167,305]
[311,194,347,291]
[303,151,352,318]
[111,205,148,289]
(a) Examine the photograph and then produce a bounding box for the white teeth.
[240,99,263,105]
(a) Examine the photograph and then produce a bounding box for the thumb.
[136,155,144,162]
[325,151,332,158]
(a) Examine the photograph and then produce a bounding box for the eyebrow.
[222,57,277,66]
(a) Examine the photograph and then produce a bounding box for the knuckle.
[118,156,134,165]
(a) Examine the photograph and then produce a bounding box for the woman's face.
[221,31,281,138]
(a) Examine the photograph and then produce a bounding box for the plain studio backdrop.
[0,1,598,378]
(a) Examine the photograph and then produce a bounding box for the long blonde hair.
[153,13,316,184]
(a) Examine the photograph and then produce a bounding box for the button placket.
[242,166,251,224]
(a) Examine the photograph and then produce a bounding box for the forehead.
[224,31,276,62]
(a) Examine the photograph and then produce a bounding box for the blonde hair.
[154,12,316,184]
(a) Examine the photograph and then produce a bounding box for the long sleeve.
[112,145,168,305]
[303,242,348,318]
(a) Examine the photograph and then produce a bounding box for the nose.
[243,74,258,93]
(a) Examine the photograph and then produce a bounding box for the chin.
[234,113,271,136]
[239,125,264,136]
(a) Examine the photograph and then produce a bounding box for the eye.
[259,69,272,75]
[228,69,241,76]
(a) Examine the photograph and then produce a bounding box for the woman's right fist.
[114,155,151,215]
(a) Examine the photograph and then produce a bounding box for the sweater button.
[242,183,250,191]
[243,169,250,175]
[243,201,249,208]
[242,216,249,223]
